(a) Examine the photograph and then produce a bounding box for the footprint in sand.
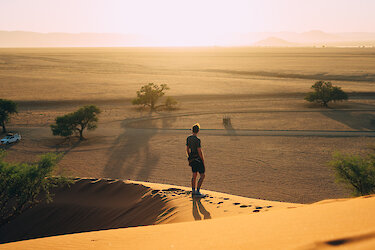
[233,202,240,205]
[151,190,160,195]
[253,210,260,213]
[218,201,223,204]
[240,205,248,208]
[266,206,272,208]
[224,198,229,200]
[255,206,263,209]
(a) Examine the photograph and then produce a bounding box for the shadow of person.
[192,197,211,221]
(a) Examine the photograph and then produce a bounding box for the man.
[186,123,205,197]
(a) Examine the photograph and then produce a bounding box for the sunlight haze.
[1,0,374,45]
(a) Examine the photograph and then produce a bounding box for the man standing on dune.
[186,123,205,197]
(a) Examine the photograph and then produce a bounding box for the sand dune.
[0,178,171,244]
[1,179,375,249]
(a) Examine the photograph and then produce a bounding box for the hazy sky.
[1,0,374,35]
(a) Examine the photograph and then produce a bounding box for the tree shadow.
[103,112,176,181]
[321,102,375,131]
[192,197,211,221]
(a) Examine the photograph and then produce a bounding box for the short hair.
[192,123,200,133]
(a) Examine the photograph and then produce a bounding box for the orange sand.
[1,180,374,249]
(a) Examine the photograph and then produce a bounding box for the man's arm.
[186,146,190,158]
[197,147,204,164]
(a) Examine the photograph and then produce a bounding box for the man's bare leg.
[191,172,198,194]
[197,173,205,192]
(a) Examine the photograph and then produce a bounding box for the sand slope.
[0,178,171,244]
[1,180,375,249]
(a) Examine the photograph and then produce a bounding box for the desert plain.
[1,47,375,248]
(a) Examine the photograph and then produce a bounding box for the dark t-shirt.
[186,135,201,160]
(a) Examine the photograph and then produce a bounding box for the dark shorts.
[189,159,205,174]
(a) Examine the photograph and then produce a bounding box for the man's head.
[192,123,200,134]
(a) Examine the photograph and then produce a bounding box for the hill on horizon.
[1,30,375,47]
[253,37,300,47]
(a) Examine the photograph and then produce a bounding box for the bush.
[164,96,178,110]
[0,99,18,134]
[305,81,348,107]
[329,152,375,196]
[51,105,101,140]
[132,83,171,110]
[0,152,71,226]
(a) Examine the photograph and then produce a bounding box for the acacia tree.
[132,83,171,110]
[305,81,348,107]
[0,99,18,133]
[51,105,101,140]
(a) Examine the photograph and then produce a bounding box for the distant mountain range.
[251,30,375,47]
[1,30,375,47]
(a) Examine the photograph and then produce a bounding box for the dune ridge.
[1,180,374,249]
[0,178,173,244]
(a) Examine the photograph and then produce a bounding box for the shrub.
[0,152,71,226]
[51,105,101,140]
[329,152,375,196]
[0,99,18,133]
[132,83,170,110]
[305,81,348,107]
[164,96,178,110]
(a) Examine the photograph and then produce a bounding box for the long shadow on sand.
[192,197,211,220]
[0,179,169,244]
[103,112,176,180]
[321,102,375,131]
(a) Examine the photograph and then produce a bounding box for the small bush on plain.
[164,96,178,110]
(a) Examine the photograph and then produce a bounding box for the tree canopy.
[0,99,18,133]
[51,105,101,140]
[132,83,173,110]
[305,81,348,107]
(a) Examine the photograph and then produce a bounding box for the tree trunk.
[1,122,6,134]
[79,129,84,140]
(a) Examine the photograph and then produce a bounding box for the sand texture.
[1,180,375,249]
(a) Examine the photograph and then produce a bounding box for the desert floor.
[2,96,374,204]
[1,47,374,203]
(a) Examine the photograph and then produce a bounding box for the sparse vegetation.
[0,151,71,226]
[329,151,375,196]
[0,99,18,134]
[132,83,177,110]
[223,116,232,127]
[305,81,348,107]
[51,105,101,140]
[164,96,178,110]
